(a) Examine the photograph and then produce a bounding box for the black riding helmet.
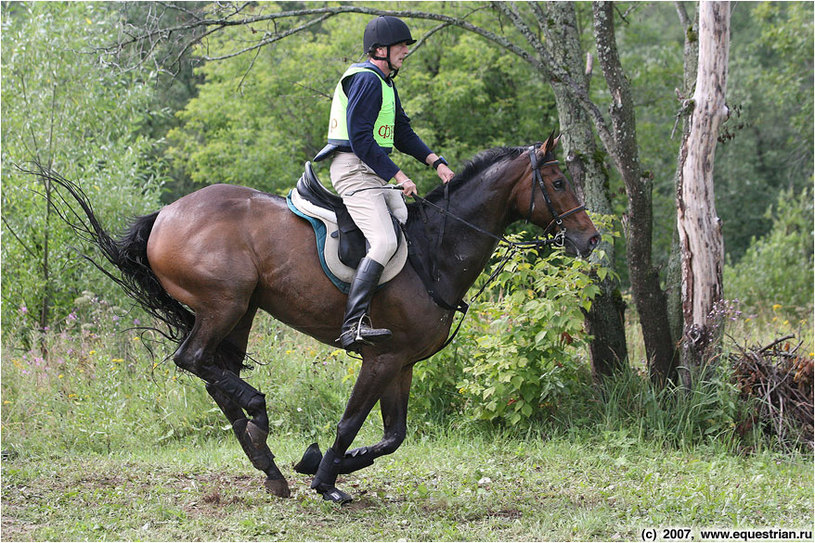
[363,16,416,76]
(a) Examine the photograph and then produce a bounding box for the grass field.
[2,306,812,541]
[2,431,812,541]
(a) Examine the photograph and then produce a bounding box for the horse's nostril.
[589,234,600,248]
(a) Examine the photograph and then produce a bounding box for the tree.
[675,1,730,372]
[538,2,627,378]
[1,2,164,341]
[590,2,678,382]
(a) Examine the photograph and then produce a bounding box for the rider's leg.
[330,153,400,351]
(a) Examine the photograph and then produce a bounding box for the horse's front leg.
[342,365,412,471]
[310,354,405,503]
[298,366,412,480]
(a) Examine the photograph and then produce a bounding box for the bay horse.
[43,133,599,503]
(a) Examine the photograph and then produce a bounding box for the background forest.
[3,2,811,333]
[1,2,813,540]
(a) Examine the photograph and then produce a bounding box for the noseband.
[526,147,586,240]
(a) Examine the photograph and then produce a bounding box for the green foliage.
[1,2,165,339]
[458,248,599,425]
[724,186,814,313]
[413,240,604,427]
[164,3,557,196]
[715,1,814,260]
[165,10,357,193]
[608,2,814,274]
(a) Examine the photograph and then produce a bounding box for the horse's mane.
[420,144,548,203]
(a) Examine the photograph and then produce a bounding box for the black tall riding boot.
[338,257,392,352]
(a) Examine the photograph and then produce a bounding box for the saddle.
[287,162,407,293]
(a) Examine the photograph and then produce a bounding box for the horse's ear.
[539,130,560,157]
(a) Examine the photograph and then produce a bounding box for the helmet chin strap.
[371,45,399,78]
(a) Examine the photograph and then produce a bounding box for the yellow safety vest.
[327,66,395,150]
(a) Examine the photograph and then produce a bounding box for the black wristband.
[431,156,448,170]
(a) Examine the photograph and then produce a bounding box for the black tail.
[30,163,194,345]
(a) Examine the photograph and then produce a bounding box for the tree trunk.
[592,1,678,385]
[542,1,628,379]
[668,2,699,383]
[676,1,729,372]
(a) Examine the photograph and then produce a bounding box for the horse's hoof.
[319,486,353,505]
[294,442,323,475]
[264,477,291,498]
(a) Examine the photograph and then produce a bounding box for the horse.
[43,133,599,504]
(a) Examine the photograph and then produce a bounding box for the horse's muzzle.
[565,231,600,258]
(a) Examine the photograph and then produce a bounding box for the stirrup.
[336,328,371,349]
[354,315,392,342]
[337,316,391,351]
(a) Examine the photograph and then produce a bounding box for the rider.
[314,15,455,352]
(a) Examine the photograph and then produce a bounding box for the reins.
[408,147,587,355]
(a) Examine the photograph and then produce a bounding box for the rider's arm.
[393,88,454,184]
[345,72,401,182]
[392,87,432,165]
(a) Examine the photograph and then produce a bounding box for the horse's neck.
[421,167,518,303]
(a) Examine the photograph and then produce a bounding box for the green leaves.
[414,238,612,427]
[724,186,814,312]
[1,3,164,338]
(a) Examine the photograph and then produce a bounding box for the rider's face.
[387,42,410,69]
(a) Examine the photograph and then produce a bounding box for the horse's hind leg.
[206,385,289,497]
[174,303,290,497]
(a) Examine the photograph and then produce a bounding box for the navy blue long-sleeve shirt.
[343,62,432,181]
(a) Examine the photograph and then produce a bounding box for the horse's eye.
[553,179,566,190]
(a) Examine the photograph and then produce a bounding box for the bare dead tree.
[675,1,730,374]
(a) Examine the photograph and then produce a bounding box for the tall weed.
[591,365,751,451]
[0,295,355,459]
[414,239,602,428]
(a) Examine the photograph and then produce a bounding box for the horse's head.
[511,133,600,257]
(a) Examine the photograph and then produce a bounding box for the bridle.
[526,146,586,239]
[404,146,591,356]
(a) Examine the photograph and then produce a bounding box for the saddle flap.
[289,164,407,286]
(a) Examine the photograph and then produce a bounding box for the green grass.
[2,300,812,541]
[2,432,812,541]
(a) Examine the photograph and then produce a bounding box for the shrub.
[413,238,603,427]
[724,186,813,314]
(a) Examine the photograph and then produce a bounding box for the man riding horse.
[40,14,600,506]
[314,16,456,352]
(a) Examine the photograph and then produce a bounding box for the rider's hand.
[437,163,455,184]
[394,170,418,198]
[399,179,418,197]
